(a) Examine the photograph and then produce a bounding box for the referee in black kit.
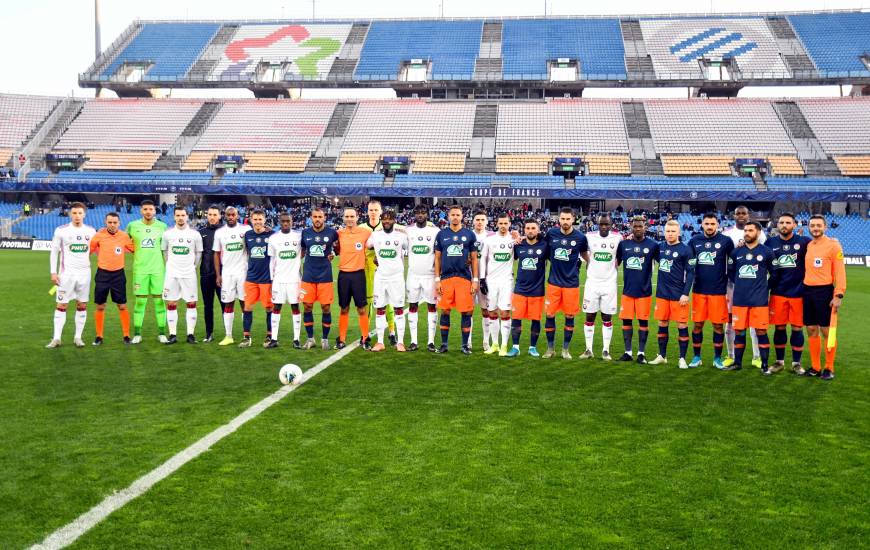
[198,205,223,342]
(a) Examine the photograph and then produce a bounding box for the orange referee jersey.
[804,235,847,295]
[337,225,371,272]
[90,228,134,271]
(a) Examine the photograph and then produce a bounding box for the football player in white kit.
[582,214,622,360]
[471,211,494,351]
[161,207,203,345]
[366,210,408,352]
[213,206,252,345]
[723,206,766,368]
[480,213,516,356]
[47,202,96,348]
[266,212,303,349]
[405,204,441,352]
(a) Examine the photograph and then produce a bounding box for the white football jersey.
[405,224,441,277]
[162,226,203,279]
[268,230,302,284]
[723,225,767,246]
[585,231,621,284]
[367,230,407,278]
[213,223,251,275]
[480,232,515,281]
[51,223,96,274]
[473,229,493,255]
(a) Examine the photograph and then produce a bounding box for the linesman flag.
[826,309,838,351]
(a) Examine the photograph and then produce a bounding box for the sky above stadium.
[2,0,866,98]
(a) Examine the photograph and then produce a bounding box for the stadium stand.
[53,99,203,152]
[81,151,162,171]
[353,20,482,80]
[788,13,870,77]
[833,156,870,177]
[639,18,790,79]
[341,100,475,153]
[191,99,336,153]
[0,94,61,163]
[501,19,626,80]
[767,156,805,176]
[210,23,352,81]
[101,23,222,81]
[495,100,629,155]
[797,98,870,156]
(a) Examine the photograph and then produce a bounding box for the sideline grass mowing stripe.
[30,339,361,550]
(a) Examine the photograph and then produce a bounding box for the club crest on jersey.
[521,257,539,270]
[309,244,326,257]
[411,244,431,254]
[493,252,511,262]
[226,242,243,252]
[738,264,758,278]
[593,251,613,262]
[379,248,397,259]
[171,246,190,255]
[774,253,797,268]
[279,250,297,260]
[659,258,673,272]
[697,251,717,265]
[626,256,644,270]
[446,244,464,256]
[554,248,570,261]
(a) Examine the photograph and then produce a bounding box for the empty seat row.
[0,94,61,149]
[797,98,870,156]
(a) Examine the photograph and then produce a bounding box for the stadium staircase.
[327,23,369,81]
[308,102,358,172]
[474,22,503,81]
[80,22,143,81]
[465,104,497,173]
[621,20,655,80]
[773,101,842,177]
[27,99,87,171]
[153,101,223,171]
[186,24,240,81]
[5,98,62,169]
[622,101,663,175]
[766,17,818,79]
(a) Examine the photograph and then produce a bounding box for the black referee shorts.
[337,269,367,309]
[94,268,127,305]
[803,284,834,327]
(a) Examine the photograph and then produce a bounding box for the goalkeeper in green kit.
[126,200,169,343]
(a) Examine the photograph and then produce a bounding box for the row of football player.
[46,201,846,379]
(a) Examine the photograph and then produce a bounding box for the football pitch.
[2,249,868,548]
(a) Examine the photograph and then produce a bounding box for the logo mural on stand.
[221,25,342,79]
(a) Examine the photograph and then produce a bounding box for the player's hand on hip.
[679,294,689,307]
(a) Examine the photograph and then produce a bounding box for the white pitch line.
[30,339,360,550]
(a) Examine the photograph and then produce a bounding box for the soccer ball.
[278,364,304,386]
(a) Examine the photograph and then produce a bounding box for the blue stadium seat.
[354,20,482,80]
[788,13,870,77]
[501,19,627,80]
[101,23,221,81]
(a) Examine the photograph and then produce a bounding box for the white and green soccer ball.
[278,364,304,386]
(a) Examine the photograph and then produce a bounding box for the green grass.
[1,250,868,548]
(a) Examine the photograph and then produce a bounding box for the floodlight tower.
[95,0,102,97]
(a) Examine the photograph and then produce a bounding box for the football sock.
[265,311,272,338]
[545,316,556,347]
[750,328,760,360]
[692,328,703,357]
[657,325,669,358]
[167,304,178,336]
[678,327,689,359]
[153,299,167,336]
[303,311,314,339]
[271,306,281,341]
[95,309,105,338]
[511,319,522,346]
[186,304,197,335]
[602,321,613,353]
[791,329,804,364]
[637,320,649,354]
[242,310,253,336]
[119,308,130,338]
[489,313,500,348]
[395,308,406,344]
[223,304,234,338]
[440,313,450,346]
[133,297,147,335]
[734,330,747,366]
[427,309,437,345]
[74,308,87,340]
[53,307,66,341]
[408,305,419,344]
[583,321,594,351]
[563,317,575,349]
[622,321,633,355]
[291,306,301,342]
[500,317,511,348]
[321,312,332,340]
[808,334,822,372]
[774,327,788,362]
[757,331,770,368]
[461,313,472,347]
[376,308,387,344]
[338,311,349,343]
[712,330,724,359]
[530,320,541,348]
[725,323,735,359]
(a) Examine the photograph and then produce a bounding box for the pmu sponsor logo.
[279,250,298,260]
[225,242,244,252]
[625,256,644,270]
[521,257,539,270]
[446,244,464,257]
[738,264,758,279]
[493,252,511,262]
[378,248,398,259]
[593,251,613,262]
[68,243,89,253]
[171,246,190,255]
[411,244,431,255]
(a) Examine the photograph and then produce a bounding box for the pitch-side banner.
[844,255,870,268]
[0,237,33,250]
[5,180,870,202]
